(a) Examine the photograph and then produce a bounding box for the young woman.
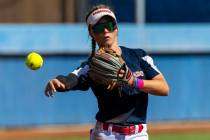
[44,4,169,140]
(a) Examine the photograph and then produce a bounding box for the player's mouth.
[104,36,110,41]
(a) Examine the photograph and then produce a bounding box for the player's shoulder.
[120,46,147,57]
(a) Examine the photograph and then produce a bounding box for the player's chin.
[102,41,112,47]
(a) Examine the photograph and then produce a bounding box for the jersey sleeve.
[70,61,90,91]
[136,49,161,79]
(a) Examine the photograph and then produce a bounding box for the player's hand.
[44,79,65,97]
[118,69,135,87]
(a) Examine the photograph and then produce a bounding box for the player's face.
[90,16,118,47]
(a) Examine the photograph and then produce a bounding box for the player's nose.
[104,28,109,33]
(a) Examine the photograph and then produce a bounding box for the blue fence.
[1,24,210,54]
[0,24,210,128]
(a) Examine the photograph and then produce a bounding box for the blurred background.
[0,0,210,140]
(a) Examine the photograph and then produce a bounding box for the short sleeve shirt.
[71,46,160,125]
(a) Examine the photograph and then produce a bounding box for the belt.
[102,123,143,135]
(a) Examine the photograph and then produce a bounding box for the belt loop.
[134,124,139,134]
[108,124,113,133]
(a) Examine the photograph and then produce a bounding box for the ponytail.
[91,38,96,58]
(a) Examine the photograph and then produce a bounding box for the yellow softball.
[25,52,43,70]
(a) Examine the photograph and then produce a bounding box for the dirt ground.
[0,121,210,139]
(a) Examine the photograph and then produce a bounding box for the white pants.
[90,122,148,140]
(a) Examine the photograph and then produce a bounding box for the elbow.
[159,80,170,96]
[149,86,170,96]
[155,84,169,96]
[162,85,170,96]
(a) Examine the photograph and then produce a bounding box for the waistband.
[95,121,146,135]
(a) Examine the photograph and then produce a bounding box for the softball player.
[45,4,169,140]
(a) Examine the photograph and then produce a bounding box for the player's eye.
[92,21,117,33]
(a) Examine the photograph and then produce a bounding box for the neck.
[100,42,121,56]
[112,44,122,56]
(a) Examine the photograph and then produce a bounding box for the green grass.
[150,132,210,140]
[5,132,210,140]
[9,137,88,140]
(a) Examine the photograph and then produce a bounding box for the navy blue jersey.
[71,46,160,125]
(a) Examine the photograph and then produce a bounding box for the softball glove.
[88,48,133,91]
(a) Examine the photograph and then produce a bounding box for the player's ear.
[115,26,118,35]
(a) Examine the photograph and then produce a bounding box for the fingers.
[58,82,65,89]
[44,79,65,97]
[118,69,125,78]
[45,80,55,97]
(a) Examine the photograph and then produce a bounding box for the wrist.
[131,77,135,88]
[128,75,135,87]
[132,77,144,90]
[137,79,144,90]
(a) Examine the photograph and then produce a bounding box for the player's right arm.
[44,73,79,97]
[44,62,90,97]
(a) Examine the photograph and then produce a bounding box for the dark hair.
[86,4,114,58]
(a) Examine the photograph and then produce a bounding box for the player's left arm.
[141,74,169,96]
[131,53,169,96]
